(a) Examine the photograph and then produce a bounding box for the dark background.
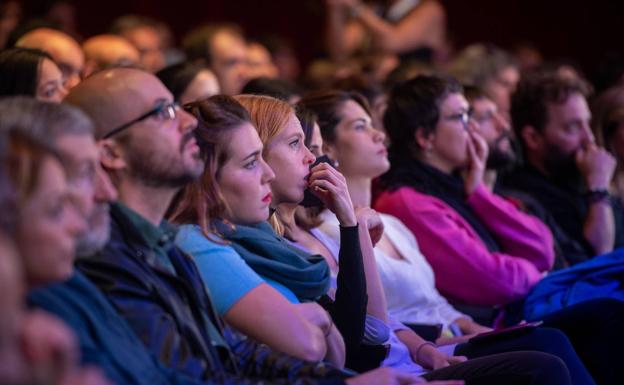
[70,0,624,83]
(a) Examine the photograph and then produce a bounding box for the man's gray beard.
[75,206,111,258]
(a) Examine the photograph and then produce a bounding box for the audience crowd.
[2,1,624,384]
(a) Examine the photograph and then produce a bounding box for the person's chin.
[292,191,305,205]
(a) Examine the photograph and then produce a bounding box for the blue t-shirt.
[176,225,299,314]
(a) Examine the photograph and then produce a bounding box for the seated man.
[500,71,624,265]
[465,86,570,270]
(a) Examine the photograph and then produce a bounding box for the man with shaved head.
[16,27,84,88]
[82,34,140,77]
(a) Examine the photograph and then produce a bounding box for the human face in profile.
[217,123,275,225]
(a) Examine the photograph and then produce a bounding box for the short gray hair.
[0,96,94,140]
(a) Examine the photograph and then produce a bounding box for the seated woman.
[299,89,595,385]
[0,47,67,102]
[173,94,576,384]
[1,126,111,385]
[156,61,220,104]
[171,95,345,366]
[377,74,555,308]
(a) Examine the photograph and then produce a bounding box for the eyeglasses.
[443,111,470,128]
[103,101,180,139]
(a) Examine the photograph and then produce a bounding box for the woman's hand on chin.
[308,163,357,226]
[462,127,488,196]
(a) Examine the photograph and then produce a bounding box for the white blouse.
[316,210,467,330]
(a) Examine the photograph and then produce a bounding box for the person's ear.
[520,125,543,152]
[414,126,434,152]
[97,139,127,171]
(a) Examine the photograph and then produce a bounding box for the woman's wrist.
[414,341,437,365]
[338,212,357,227]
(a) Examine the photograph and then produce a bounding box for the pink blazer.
[375,184,555,306]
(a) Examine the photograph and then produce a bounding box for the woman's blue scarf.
[215,220,331,301]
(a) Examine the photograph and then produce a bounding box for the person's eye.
[46,199,66,220]
[42,86,57,98]
[244,159,258,169]
[354,123,366,131]
[290,138,300,148]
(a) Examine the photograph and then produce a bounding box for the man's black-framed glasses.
[103,101,180,139]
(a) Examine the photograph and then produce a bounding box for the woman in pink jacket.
[376,75,555,307]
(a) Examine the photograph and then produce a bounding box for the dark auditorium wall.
[72,0,623,82]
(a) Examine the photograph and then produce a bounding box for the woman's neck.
[275,203,299,231]
[345,174,373,207]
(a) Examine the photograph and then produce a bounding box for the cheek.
[267,153,306,196]
[477,122,498,143]
[71,185,95,217]
[334,143,359,171]
[547,130,581,155]
[437,127,468,158]
[221,171,263,218]
[17,222,73,283]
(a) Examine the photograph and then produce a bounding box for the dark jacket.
[28,272,208,385]
[500,164,624,266]
[76,203,348,385]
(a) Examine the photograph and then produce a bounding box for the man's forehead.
[212,32,246,55]
[548,93,590,118]
[110,72,172,106]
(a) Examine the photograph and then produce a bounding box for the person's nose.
[178,108,198,135]
[581,122,595,145]
[59,85,69,100]
[66,203,87,238]
[260,157,276,184]
[372,127,386,143]
[494,112,511,134]
[302,145,315,166]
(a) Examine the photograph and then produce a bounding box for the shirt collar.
[113,202,177,250]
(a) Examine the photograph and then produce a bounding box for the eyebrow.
[152,97,169,107]
[444,106,470,114]
[286,132,304,141]
[40,80,60,87]
[242,149,262,162]
[347,117,371,125]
